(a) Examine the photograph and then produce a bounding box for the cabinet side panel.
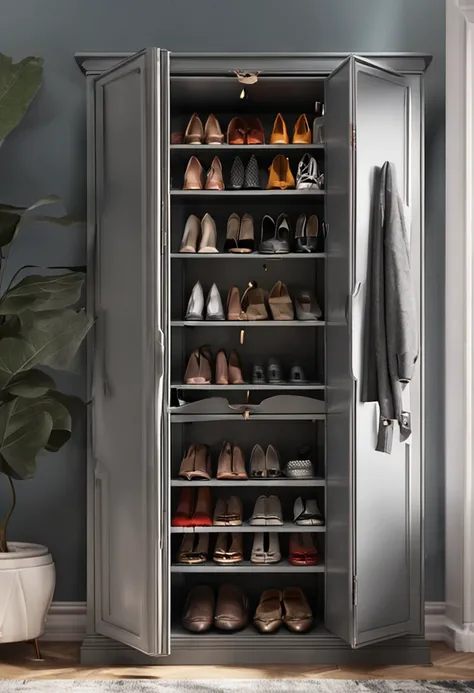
[325,58,355,646]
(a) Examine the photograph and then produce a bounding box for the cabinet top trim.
[75,51,432,76]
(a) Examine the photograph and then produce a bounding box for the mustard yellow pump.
[267,155,295,190]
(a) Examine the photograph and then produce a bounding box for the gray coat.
[362,161,418,453]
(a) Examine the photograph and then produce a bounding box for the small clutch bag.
[283,458,315,479]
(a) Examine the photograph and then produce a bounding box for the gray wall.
[0,0,445,602]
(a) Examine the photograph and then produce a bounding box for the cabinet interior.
[169,71,328,638]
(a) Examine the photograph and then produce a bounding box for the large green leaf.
[0,399,52,479]
[18,308,92,371]
[0,197,80,248]
[8,395,72,453]
[0,337,37,388]
[0,453,28,480]
[0,272,85,314]
[0,315,21,338]
[0,54,43,141]
[4,369,55,398]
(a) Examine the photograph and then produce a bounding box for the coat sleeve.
[384,163,419,387]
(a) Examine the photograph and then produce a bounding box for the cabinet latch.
[352,575,358,606]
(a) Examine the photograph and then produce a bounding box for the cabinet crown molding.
[457,0,474,21]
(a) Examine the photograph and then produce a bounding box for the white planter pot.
[0,542,55,643]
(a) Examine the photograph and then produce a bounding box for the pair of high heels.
[183,156,224,190]
[229,155,260,189]
[185,282,224,321]
[183,113,224,144]
[180,213,218,253]
[260,213,323,254]
[270,113,312,145]
[178,441,247,480]
[227,280,293,321]
[184,346,244,385]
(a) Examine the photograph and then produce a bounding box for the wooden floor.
[0,642,474,680]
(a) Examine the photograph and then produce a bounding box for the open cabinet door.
[325,56,422,648]
[92,48,170,656]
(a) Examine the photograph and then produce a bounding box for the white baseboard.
[424,601,447,641]
[42,601,446,644]
[41,601,87,642]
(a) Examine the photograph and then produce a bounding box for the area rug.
[1,682,474,692]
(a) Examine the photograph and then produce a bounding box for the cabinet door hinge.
[351,126,356,151]
[352,575,358,606]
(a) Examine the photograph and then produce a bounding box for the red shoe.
[191,487,213,527]
[288,532,320,566]
[172,488,195,527]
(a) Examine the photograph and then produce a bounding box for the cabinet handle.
[347,282,362,382]
[156,327,165,552]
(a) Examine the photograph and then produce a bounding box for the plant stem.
[0,475,16,553]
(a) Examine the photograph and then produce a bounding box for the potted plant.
[0,53,92,647]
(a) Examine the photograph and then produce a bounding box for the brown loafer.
[227,117,247,145]
[282,587,313,633]
[182,585,214,633]
[214,584,248,631]
[253,588,282,633]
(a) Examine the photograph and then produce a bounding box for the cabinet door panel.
[92,48,170,656]
[325,56,422,648]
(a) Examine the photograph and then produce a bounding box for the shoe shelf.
[171,560,324,573]
[171,383,325,391]
[170,413,326,422]
[171,478,325,487]
[171,320,325,327]
[171,523,326,534]
[171,190,326,197]
[171,144,324,152]
[170,622,329,641]
[170,253,326,259]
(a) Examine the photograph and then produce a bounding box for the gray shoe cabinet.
[76,50,430,666]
